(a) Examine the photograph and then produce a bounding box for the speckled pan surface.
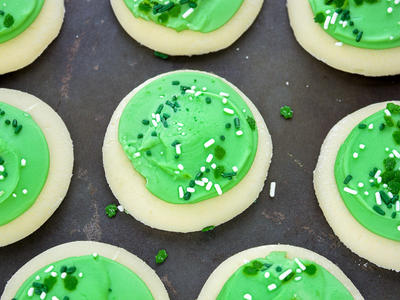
[0,1,399,299]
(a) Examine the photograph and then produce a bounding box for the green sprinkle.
[4,14,14,28]
[234,117,240,129]
[246,116,256,130]
[373,205,385,215]
[343,175,353,184]
[304,264,316,275]
[391,212,397,219]
[276,266,282,272]
[214,166,225,178]
[379,191,391,205]
[393,131,400,144]
[142,119,150,125]
[225,123,231,129]
[0,10,4,16]
[12,119,17,127]
[195,172,203,180]
[172,81,180,85]
[184,192,191,200]
[201,225,215,232]
[15,125,22,134]
[379,123,385,131]
[189,180,195,188]
[243,266,258,275]
[384,116,394,127]
[155,249,168,264]
[387,103,400,113]
[137,133,144,139]
[60,266,67,273]
[280,105,293,119]
[314,12,325,23]
[105,204,118,218]
[64,275,78,291]
[151,131,157,137]
[156,104,164,114]
[205,97,212,104]
[171,140,180,146]
[220,135,225,141]
[154,51,169,59]
[384,157,396,171]
[5,119,10,125]
[388,180,400,194]
[356,31,363,42]
[214,145,226,160]
[66,266,76,274]
[146,150,152,156]
[358,123,367,129]
[163,113,170,119]
[63,297,70,300]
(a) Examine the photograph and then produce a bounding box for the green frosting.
[122,0,244,33]
[308,0,400,49]
[14,254,154,300]
[335,103,400,241]
[0,0,44,44]
[0,102,49,226]
[118,71,258,204]
[217,251,353,300]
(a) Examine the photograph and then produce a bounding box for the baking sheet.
[1,0,399,299]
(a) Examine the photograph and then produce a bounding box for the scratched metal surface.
[1,0,400,299]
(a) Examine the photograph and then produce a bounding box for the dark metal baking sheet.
[1,0,400,299]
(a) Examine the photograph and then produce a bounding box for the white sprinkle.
[369,179,374,183]
[330,12,338,24]
[214,184,222,195]
[61,272,67,279]
[211,163,217,169]
[389,192,394,198]
[396,201,400,211]
[187,187,195,193]
[202,87,207,91]
[178,186,184,198]
[393,150,400,158]
[368,123,374,130]
[294,258,306,271]
[206,154,213,163]
[279,269,293,280]
[21,159,27,166]
[191,86,196,90]
[177,122,184,127]
[390,154,395,158]
[200,166,206,172]
[12,193,16,198]
[386,147,390,152]
[385,109,392,116]
[324,15,331,30]
[344,187,357,195]
[243,294,252,300]
[223,108,234,115]
[176,144,181,155]
[51,271,57,277]
[335,42,343,47]
[133,152,141,158]
[375,170,382,178]
[92,253,98,258]
[202,178,209,183]
[206,181,213,191]
[152,113,156,119]
[295,276,302,281]
[364,191,369,196]
[358,182,364,188]
[178,164,184,171]
[44,265,54,273]
[390,36,394,40]
[268,283,277,291]
[28,287,34,297]
[79,272,83,278]
[195,180,205,186]
[269,182,276,198]
[40,292,46,300]
[342,20,348,28]
[204,139,215,148]
[35,275,40,280]
[52,297,60,300]
[359,144,365,149]
[22,189,28,195]
[296,268,302,273]
[222,98,228,104]
[236,130,243,136]
[395,0,400,4]
[117,205,124,212]
[264,271,270,278]
[156,114,161,123]
[384,184,388,188]
[388,7,393,13]
[375,192,382,205]
[232,166,238,172]
[353,152,359,158]
[195,91,202,97]
[0,176,3,181]
[0,166,4,172]
[397,226,400,231]
[152,120,158,127]
[377,177,382,184]
[185,89,195,94]
[182,7,194,18]
[325,10,331,14]
[220,92,229,97]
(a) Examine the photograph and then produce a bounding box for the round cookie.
[0,0,65,75]
[0,89,73,247]
[315,101,400,271]
[110,0,263,56]
[1,241,169,300]
[103,70,272,232]
[198,244,363,299]
[287,0,400,76]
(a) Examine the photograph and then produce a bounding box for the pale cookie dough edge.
[0,0,65,75]
[110,0,263,56]
[103,70,272,233]
[287,0,400,76]
[0,88,74,247]
[197,244,363,300]
[314,101,400,271]
[1,241,169,300]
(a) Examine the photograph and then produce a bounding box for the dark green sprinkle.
[304,264,317,275]
[15,125,22,134]
[234,117,240,129]
[183,192,191,200]
[12,119,17,127]
[0,10,4,16]
[353,29,359,34]
[201,225,215,232]
[156,104,164,114]
[358,123,367,129]
[205,97,212,104]
[172,80,180,85]
[276,266,282,272]
[373,205,385,215]
[343,175,353,184]
[5,119,10,125]
[189,180,195,188]
[220,135,225,141]
[151,131,157,137]
[146,150,152,156]
[154,51,169,59]
[60,266,67,273]
[391,212,397,219]
[155,249,168,264]
[356,31,363,42]
[171,140,180,147]
[0,110,4,115]
[174,154,179,159]
[4,14,14,28]
[33,282,44,288]
[105,204,118,218]
[314,12,325,23]
[243,266,258,275]
[163,113,170,119]
[384,115,394,127]
[225,123,231,129]
[66,266,76,274]
[63,297,70,300]
[0,157,4,165]
[280,105,293,119]
[64,275,78,291]
[384,157,396,171]
[393,131,400,144]
[246,116,256,130]
[195,172,203,180]
[387,103,400,113]
[137,133,144,139]
[142,119,150,125]
[215,145,226,160]
[188,1,197,8]
[369,167,378,177]
[379,191,391,205]
[380,123,386,131]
